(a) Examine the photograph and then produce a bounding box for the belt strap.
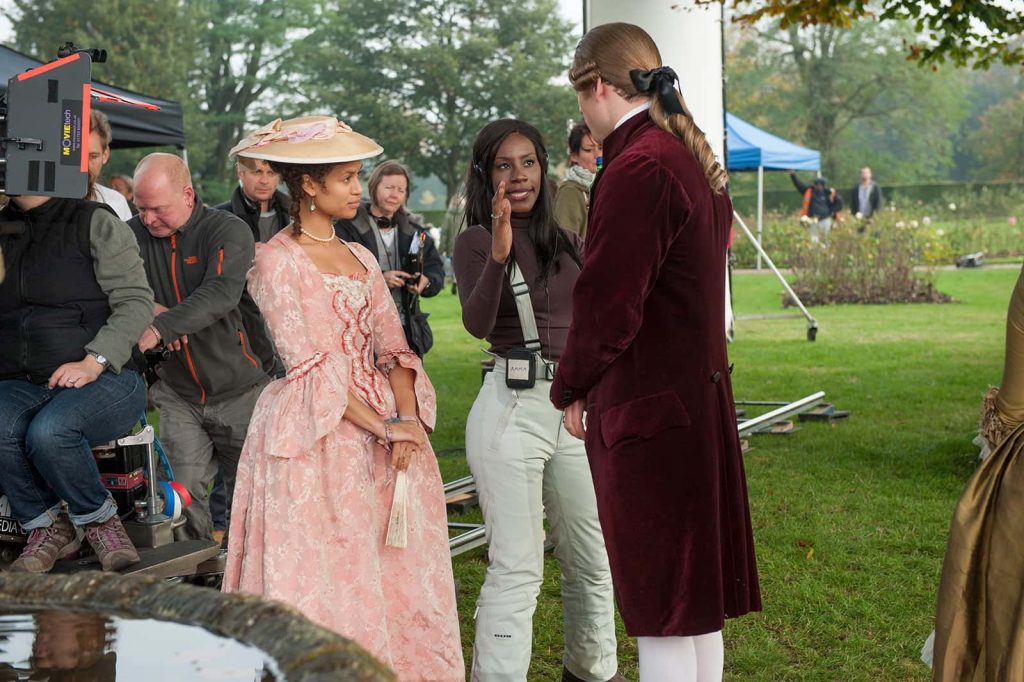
[508,260,542,353]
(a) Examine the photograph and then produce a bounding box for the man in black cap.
[790,170,843,242]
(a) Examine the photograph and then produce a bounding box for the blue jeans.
[0,370,146,530]
[209,472,227,530]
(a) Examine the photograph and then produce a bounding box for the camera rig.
[0,42,149,199]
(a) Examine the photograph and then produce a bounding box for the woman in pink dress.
[222,116,464,680]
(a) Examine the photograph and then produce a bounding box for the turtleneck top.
[452,214,581,360]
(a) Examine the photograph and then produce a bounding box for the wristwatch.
[88,351,110,370]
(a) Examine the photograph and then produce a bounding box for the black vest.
[0,198,117,383]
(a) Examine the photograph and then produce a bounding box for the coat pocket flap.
[600,390,691,449]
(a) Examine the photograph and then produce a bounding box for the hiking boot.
[84,514,140,571]
[10,514,80,573]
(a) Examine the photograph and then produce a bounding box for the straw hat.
[229,116,383,164]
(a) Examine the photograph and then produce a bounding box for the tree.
[726,19,968,184]
[3,0,191,102]
[950,63,1024,181]
[187,0,315,197]
[966,91,1024,181]
[295,0,579,205]
[723,0,1024,69]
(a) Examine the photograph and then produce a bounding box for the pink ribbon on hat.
[229,117,355,158]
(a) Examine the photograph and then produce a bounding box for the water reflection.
[0,610,278,681]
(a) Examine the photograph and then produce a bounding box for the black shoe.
[563,667,629,682]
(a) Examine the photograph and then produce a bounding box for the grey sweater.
[86,209,154,372]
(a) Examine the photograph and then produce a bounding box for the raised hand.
[491,181,512,263]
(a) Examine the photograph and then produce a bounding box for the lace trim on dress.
[287,352,327,382]
[377,348,419,375]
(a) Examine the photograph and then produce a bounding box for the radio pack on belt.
[505,259,552,389]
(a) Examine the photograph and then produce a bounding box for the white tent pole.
[756,165,764,271]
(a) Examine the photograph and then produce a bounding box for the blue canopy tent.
[726,113,820,269]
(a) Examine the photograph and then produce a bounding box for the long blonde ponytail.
[569,23,728,194]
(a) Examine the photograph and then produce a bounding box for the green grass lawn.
[421,265,1017,681]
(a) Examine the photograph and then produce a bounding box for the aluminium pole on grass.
[732,210,818,341]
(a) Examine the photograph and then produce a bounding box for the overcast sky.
[559,0,585,33]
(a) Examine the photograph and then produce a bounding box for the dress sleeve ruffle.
[248,351,353,459]
[377,348,437,432]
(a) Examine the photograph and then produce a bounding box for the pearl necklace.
[300,227,336,244]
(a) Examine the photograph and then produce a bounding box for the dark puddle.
[0,609,281,681]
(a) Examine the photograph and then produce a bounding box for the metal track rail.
[447,391,827,556]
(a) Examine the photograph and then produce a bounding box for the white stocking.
[693,631,724,681]
[637,636,696,682]
[637,632,724,682]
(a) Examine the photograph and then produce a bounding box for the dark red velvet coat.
[550,113,761,636]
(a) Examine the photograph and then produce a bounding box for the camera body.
[1,43,103,198]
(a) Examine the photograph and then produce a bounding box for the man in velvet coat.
[552,39,761,643]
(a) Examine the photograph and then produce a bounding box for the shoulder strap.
[508,259,542,353]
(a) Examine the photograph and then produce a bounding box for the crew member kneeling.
[0,190,154,573]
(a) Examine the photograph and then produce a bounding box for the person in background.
[213,144,293,538]
[0,180,153,573]
[553,122,601,238]
[215,157,290,243]
[129,153,272,543]
[108,174,137,213]
[86,111,133,221]
[453,118,624,682]
[334,160,443,356]
[789,170,843,242]
[849,166,883,220]
[555,22,762,681]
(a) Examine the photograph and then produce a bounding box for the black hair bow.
[629,66,686,117]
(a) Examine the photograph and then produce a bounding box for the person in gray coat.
[130,153,272,541]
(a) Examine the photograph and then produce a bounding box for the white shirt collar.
[613,101,652,131]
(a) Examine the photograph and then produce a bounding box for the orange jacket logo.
[184,256,199,265]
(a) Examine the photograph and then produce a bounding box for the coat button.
[711,371,721,384]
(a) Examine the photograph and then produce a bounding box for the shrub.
[732,207,1024,269]
[786,215,954,305]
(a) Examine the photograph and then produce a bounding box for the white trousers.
[467,366,618,682]
[810,217,832,243]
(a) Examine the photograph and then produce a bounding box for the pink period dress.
[223,233,464,680]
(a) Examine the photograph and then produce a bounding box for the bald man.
[129,153,271,542]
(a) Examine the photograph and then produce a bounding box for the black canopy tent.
[0,44,186,149]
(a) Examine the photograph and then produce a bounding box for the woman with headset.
[453,119,624,682]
